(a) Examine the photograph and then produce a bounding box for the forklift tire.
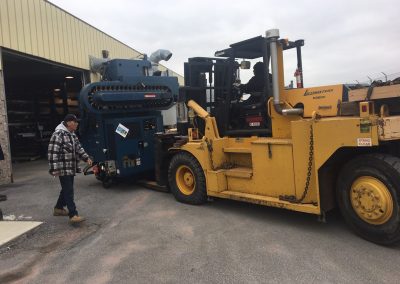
[168,152,207,205]
[336,154,400,245]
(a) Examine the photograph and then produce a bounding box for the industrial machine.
[155,29,400,245]
[80,51,179,187]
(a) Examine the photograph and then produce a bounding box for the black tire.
[336,154,400,245]
[168,152,207,205]
[102,178,113,189]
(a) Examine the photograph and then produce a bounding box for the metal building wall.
[0,0,183,185]
[0,0,183,80]
[0,0,141,71]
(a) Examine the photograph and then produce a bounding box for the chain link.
[298,124,314,203]
[211,124,316,204]
[279,124,316,204]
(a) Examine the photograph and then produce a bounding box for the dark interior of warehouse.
[2,49,88,161]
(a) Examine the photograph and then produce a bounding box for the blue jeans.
[55,176,78,217]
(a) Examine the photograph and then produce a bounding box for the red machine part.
[294,68,303,88]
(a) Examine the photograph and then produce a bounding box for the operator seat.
[230,91,271,135]
[240,92,264,111]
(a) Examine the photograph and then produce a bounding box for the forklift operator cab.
[233,61,273,130]
[178,32,304,138]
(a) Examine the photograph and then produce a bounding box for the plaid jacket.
[48,123,89,176]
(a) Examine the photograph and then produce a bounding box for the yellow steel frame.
[175,41,382,216]
[180,93,380,215]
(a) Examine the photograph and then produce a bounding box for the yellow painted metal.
[172,40,391,217]
[187,100,221,140]
[176,165,196,195]
[223,147,252,153]
[274,42,344,119]
[180,142,209,170]
[208,190,320,214]
[188,128,200,141]
[291,120,318,204]
[180,97,382,216]
[225,167,253,179]
[252,140,297,197]
[350,176,393,225]
[268,99,300,139]
[206,169,227,193]
[226,136,258,147]
[0,0,183,82]
[188,100,209,119]
[378,116,400,140]
[312,117,378,167]
[227,153,253,168]
[281,84,344,118]
[206,117,221,139]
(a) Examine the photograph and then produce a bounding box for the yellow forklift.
[155,29,400,245]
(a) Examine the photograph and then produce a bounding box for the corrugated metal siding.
[5,0,142,66]
[0,0,183,84]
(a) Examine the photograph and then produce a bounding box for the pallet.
[348,84,400,102]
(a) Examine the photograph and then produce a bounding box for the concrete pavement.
[0,159,399,283]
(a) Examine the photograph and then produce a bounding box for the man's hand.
[87,158,93,166]
[232,82,241,90]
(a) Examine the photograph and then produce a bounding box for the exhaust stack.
[266,29,303,116]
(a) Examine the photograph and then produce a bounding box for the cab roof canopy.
[214,35,304,59]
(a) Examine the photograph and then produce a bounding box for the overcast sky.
[49,0,400,86]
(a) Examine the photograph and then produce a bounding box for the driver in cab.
[233,61,266,105]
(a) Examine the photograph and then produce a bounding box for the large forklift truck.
[155,29,400,245]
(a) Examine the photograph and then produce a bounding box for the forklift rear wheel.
[168,152,207,205]
[336,154,400,245]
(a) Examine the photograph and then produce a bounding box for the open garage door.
[2,49,88,161]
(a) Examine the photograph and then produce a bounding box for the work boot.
[69,215,85,224]
[53,208,69,216]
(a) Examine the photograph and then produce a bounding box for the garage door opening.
[2,50,87,161]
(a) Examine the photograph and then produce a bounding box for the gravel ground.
[0,159,399,283]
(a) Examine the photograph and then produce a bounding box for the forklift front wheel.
[336,154,400,245]
[168,152,207,205]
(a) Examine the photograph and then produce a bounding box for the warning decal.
[357,138,372,147]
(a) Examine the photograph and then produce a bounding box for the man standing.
[48,114,92,224]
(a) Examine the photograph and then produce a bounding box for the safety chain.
[299,124,314,202]
[279,124,316,204]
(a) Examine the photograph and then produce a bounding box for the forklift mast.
[177,34,304,137]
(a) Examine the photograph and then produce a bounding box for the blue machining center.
[79,57,179,187]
